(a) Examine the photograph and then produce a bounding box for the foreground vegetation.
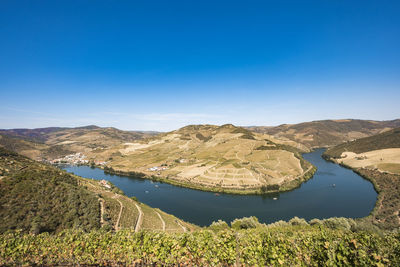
[1,222,399,266]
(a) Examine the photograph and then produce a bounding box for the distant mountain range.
[0,126,158,160]
[246,119,400,148]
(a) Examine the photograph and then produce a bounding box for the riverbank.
[322,154,400,230]
[101,165,317,195]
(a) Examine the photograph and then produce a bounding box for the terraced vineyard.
[78,178,196,233]
[108,124,315,194]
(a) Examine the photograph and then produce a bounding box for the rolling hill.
[0,126,157,160]
[106,124,315,194]
[247,119,400,148]
[323,127,400,175]
[323,127,400,158]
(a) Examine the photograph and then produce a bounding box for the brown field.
[338,148,400,174]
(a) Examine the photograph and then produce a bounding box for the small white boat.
[273,197,278,200]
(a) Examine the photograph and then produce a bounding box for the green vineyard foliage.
[1,225,399,266]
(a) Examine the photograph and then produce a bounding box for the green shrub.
[289,216,309,226]
[208,220,230,231]
[309,218,323,226]
[231,216,259,229]
[266,220,289,228]
[322,217,355,230]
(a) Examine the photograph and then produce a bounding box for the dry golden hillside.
[0,126,156,160]
[107,124,315,194]
[247,119,400,148]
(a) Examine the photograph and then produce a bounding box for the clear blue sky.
[1,1,399,131]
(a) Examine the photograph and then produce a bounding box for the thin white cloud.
[130,113,224,121]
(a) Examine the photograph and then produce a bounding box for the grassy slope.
[323,127,400,158]
[0,147,100,234]
[248,119,400,148]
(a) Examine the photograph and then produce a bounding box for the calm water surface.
[63,149,377,226]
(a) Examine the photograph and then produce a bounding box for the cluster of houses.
[51,153,89,165]
[93,160,108,166]
[99,179,111,189]
[148,166,169,172]
[147,159,187,172]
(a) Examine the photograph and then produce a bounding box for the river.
[62,148,377,226]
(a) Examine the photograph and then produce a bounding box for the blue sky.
[1,1,399,131]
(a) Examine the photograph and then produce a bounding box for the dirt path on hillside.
[156,212,166,231]
[296,155,303,172]
[373,195,385,223]
[134,203,143,232]
[299,166,312,178]
[99,198,105,226]
[176,220,187,232]
[112,195,123,231]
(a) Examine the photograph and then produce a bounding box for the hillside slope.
[107,124,315,194]
[323,129,400,229]
[324,127,400,159]
[323,127,400,176]
[0,126,157,160]
[0,147,196,234]
[0,147,100,234]
[247,119,400,148]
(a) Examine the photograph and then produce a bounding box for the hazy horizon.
[1,117,400,133]
[1,1,400,131]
